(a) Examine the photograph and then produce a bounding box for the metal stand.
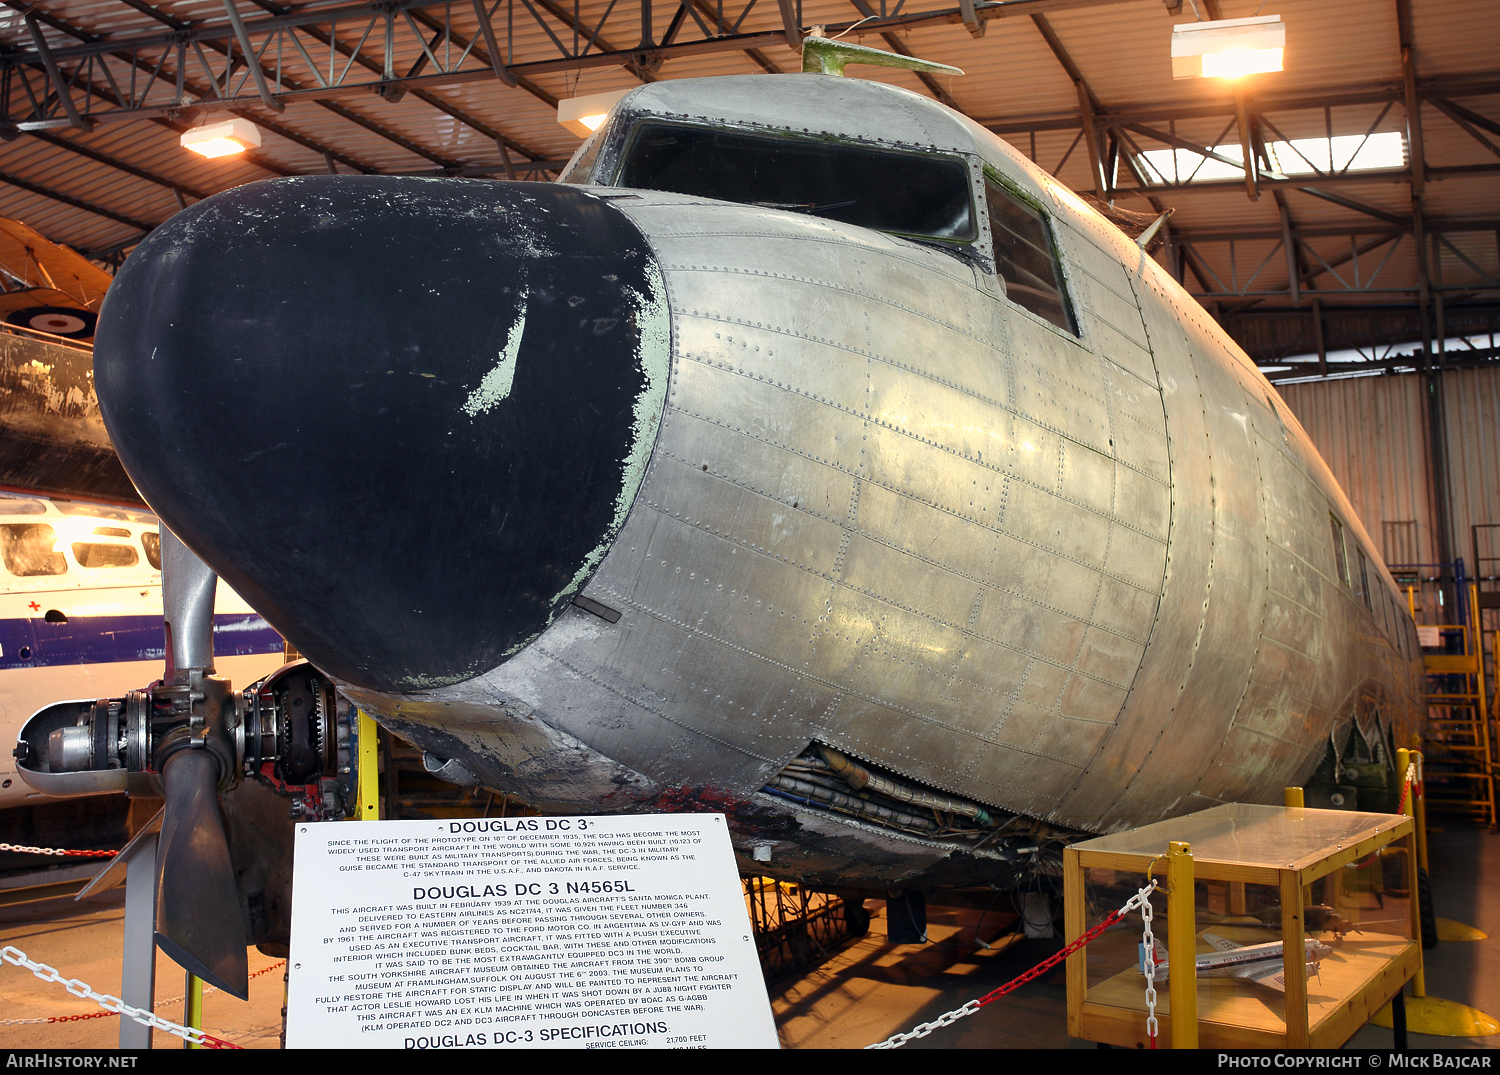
[118,831,160,1048]
[76,809,163,1049]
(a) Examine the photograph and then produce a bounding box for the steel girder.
[1,0,1138,132]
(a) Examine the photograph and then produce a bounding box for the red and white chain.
[1397,756,1422,815]
[0,960,285,1028]
[158,959,286,1008]
[0,944,241,1049]
[0,843,116,858]
[866,880,1160,1049]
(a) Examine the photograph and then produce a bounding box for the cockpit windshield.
[615,121,976,243]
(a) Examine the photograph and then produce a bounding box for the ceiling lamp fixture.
[180,117,262,159]
[1172,15,1285,79]
[557,89,632,138]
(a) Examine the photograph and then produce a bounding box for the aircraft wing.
[0,217,113,308]
[1232,962,1289,992]
[0,329,143,506]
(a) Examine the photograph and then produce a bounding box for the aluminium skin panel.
[386,76,1421,848]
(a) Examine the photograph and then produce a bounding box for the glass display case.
[1064,804,1419,1048]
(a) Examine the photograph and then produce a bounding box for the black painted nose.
[94,177,668,692]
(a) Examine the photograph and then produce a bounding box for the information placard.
[284,813,778,1049]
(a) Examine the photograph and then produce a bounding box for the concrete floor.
[1343,825,1500,1050]
[0,881,286,1049]
[2,824,1498,1050]
[773,823,1500,1050]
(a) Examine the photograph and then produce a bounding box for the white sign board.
[1417,625,1441,648]
[285,813,778,1049]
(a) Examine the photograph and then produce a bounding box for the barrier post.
[1412,750,1429,874]
[184,973,203,1050]
[1167,840,1197,1049]
[1398,747,1427,999]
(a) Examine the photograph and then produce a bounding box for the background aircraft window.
[71,542,139,569]
[93,526,130,537]
[54,501,130,519]
[616,122,976,242]
[1,523,66,576]
[1357,549,1372,610]
[142,531,161,570]
[984,178,1075,334]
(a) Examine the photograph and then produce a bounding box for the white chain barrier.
[866,880,1160,1049]
[1140,884,1159,1047]
[0,944,241,1048]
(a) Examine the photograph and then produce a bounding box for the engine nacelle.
[12,659,355,820]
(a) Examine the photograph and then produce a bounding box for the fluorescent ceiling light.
[1200,47,1284,79]
[1172,15,1285,80]
[557,88,631,138]
[180,117,262,158]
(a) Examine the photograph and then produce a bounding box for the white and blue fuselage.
[0,493,285,807]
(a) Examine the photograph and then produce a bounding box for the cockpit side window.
[984,176,1076,335]
[614,121,976,243]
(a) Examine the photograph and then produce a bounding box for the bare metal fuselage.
[331,77,1423,884]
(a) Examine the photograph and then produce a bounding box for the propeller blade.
[160,527,217,678]
[154,748,249,1000]
[154,530,246,998]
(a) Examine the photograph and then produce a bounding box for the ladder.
[1420,583,1497,829]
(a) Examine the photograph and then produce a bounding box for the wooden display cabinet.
[1064,804,1419,1049]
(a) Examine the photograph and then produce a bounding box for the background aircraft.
[1144,932,1334,993]
[1,493,285,808]
[0,218,112,342]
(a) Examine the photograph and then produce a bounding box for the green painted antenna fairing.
[799,35,965,77]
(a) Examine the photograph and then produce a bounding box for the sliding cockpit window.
[1330,515,1350,588]
[985,177,1076,335]
[614,121,977,243]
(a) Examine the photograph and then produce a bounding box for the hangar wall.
[1277,367,1500,592]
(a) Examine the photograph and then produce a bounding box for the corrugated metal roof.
[0,0,1491,347]
[1411,0,1500,79]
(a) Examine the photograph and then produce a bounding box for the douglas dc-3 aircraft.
[14,40,1425,996]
